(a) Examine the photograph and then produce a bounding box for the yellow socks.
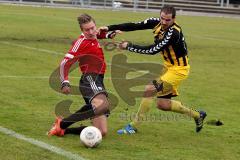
[130,97,153,128]
[170,100,200,119]
[129,99,200,129]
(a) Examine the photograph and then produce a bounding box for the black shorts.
[79,73,108,104]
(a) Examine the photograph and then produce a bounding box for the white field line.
[0,40,153,63]
[1,33,240,59]
[0,75,51,79]
[0,126,86,160]
[0,75,152,80]
[0,41,160,76]
[0,40,152,63]
[3,37,239,81]
[0,41,64,56]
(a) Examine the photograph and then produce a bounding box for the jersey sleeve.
[97,30,108,39]
[126,27,180,55]
[97,30,118,39]
[59,38,85,84]
[108,17,160,31]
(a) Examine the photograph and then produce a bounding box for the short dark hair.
[77,13,95,28]
[160,5,176,18]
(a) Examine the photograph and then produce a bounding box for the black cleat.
[195,111,207,133]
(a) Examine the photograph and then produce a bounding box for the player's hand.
[99,26,109,31]
[119,41,128,50]
[107,30,122,39]
[61,82,71,94]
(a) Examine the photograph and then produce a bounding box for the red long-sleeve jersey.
[60,32,108,84]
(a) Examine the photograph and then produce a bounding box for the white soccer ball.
[80,126,102,148]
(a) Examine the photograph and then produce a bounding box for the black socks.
[65,126,87,135]
[60,104,96,129]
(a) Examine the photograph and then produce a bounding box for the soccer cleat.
[194,111,207,133]
[117,124,137,135]
[48,117,65,137]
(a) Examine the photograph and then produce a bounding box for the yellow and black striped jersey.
[108,17,189,67]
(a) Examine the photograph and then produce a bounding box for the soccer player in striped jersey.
[48,14,118,137]
[100,5,207,134]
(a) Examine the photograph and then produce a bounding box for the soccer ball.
[80,126,102,148]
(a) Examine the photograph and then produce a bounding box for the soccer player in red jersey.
[48,14,117,137]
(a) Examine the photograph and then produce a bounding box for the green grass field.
[0,4,240,160]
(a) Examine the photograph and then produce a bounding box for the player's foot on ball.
[117,124,137,135]
[195,110,207,133]
[48,117,65,137]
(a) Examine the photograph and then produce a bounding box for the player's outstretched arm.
[120,27,177,55]
[101,17,160,32]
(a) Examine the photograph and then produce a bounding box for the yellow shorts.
[156,66,190,97]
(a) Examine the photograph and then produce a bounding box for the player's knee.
[92,94,109,108]
[100,128,107,137]
[92,95,109,115]
[98,99,109,110]
[143,85,156,97]
[103,99,110,108]
[145,84,155,91]
[157,99,171,111]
